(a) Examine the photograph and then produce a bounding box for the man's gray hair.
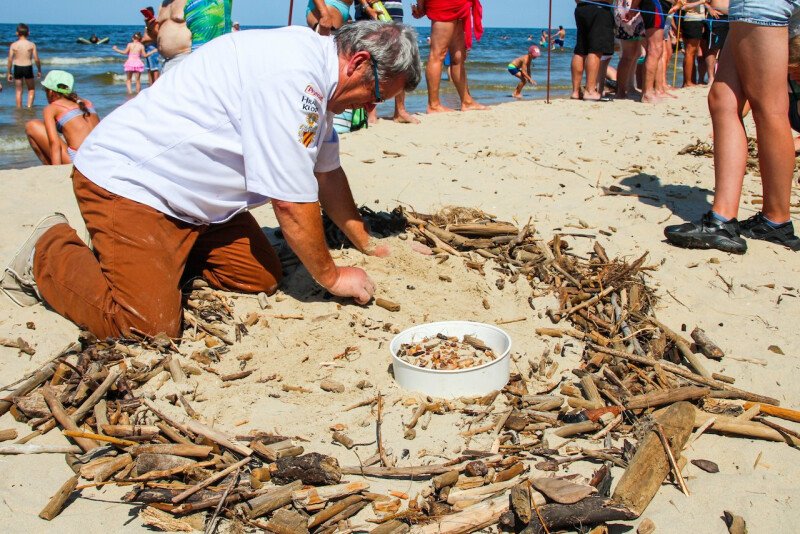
[334,21,422,92]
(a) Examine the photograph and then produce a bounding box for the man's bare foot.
[582,91,603,101]
[658,90,678,99]
[640,93,661,104]
[427,103,456,113]
[461,100,488,111]
[393,109,420,124]
[570,90,582,100]
[512,92,523,99]
[683,82,697,88]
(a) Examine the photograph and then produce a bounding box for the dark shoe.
[740,212,800,251]
[664,211,747,254]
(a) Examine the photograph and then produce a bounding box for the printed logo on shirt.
[305,84,324,101]
[301,95,320,114]
[298,112,320,147]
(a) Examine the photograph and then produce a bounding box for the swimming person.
[25,71,100,165]
[307,0,353,35]
[113,32,155,94]
[508,45,539,99]
[7,23,42,109]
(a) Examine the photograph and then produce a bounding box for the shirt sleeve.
[240,73,326,203]
[314,120,340,173]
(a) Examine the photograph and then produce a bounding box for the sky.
[2,1,576,29]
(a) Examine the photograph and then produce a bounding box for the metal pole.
[546,0,553,103]
[288,0,295,26]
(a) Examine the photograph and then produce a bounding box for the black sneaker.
[740,212,800,251]
[664,211,747,254]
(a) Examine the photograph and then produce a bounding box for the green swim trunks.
[185,0,233,50]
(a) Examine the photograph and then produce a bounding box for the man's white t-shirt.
[75,27,341,225]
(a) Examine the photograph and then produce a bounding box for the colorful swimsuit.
[185,0,233,50]
[54,100,97,159]
[306,0,352,22]
[507,63,521,76]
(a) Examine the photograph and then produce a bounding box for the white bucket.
[389,321,512,399]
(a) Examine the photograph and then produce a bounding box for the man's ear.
[346,50,372,76]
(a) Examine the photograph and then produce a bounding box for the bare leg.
[571,53,585,99]
[125,72,133,94]
[25,120,70,165]
[583,53,602,100]
[14,79,23,108]
[710,23,794,223]
[426,20,457,113]
[134,72,141,93]
[25,78,35,108]
[617,40,639,99]
[152,70,160,83]
[704,48,718,85]
[367,107,378,124]
[683,38,700,87]
[642,28,664,103]
[393,91,419,124]
[512,73,526,98]
[448,21,486,111]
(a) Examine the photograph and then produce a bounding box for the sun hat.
[42,70,74,95]
[528,45,541,58]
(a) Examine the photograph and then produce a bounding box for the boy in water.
[7,23,41,108]
[508,46,540,99]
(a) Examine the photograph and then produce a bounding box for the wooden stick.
[612,402,695,516]
[690,327,724,360]
[654,423,690,496]
[447,477,525,505]
[377,393,389,467]
[143,398,251,456]
[71,368,121,425]
[0,443,81,455]
[376,298,401,312]
[0,429,18,442]
[238,479,302,519]
[39,475,79,520]
[413,495,509,534]
[649,319,711,378]
[752,417,800,441]
[129,443,213,458]
[0,362,56,417]
[625,386,710,410]
[588,344,779,406]
[292,481,369,509]
[307,495,363,529]
[172,457,250,504]
[554,286,615,322]
[41,386,99,453]
[64,430,137,447]
[693,409,800,446]
[743,402,800,424]
[684,416,716,449]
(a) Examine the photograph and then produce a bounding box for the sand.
[1,87,799,533]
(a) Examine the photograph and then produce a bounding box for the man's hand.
[6,74,11,82]
[37,71,41,79]
[327,266,375,304]
[412,1,426,19]
[362,237,391,257]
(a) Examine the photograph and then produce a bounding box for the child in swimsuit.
[508,46,539,99]
[25,70,100,166]
[113,32,156,94]
[306,0,353,34]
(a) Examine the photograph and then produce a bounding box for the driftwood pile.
[1,207,799,533]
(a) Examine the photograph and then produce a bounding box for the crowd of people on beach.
[1,0,799,342]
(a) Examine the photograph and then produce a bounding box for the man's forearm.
[316,167,371,252]
[272,200,338,288]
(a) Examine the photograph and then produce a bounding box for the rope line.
[575,0,731,23]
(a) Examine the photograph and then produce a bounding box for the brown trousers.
[34,168,282,338]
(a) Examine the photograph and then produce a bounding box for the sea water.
[0,24,577,170]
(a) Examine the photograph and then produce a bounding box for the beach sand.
[1,87,799,532]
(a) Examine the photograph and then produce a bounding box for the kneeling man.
[2,22,421,339]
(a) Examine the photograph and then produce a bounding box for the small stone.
[465,461,488,478]
[320,379,345,393]
[637,518,656,534]
[356,380,373,389]
[691,459,720,473]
